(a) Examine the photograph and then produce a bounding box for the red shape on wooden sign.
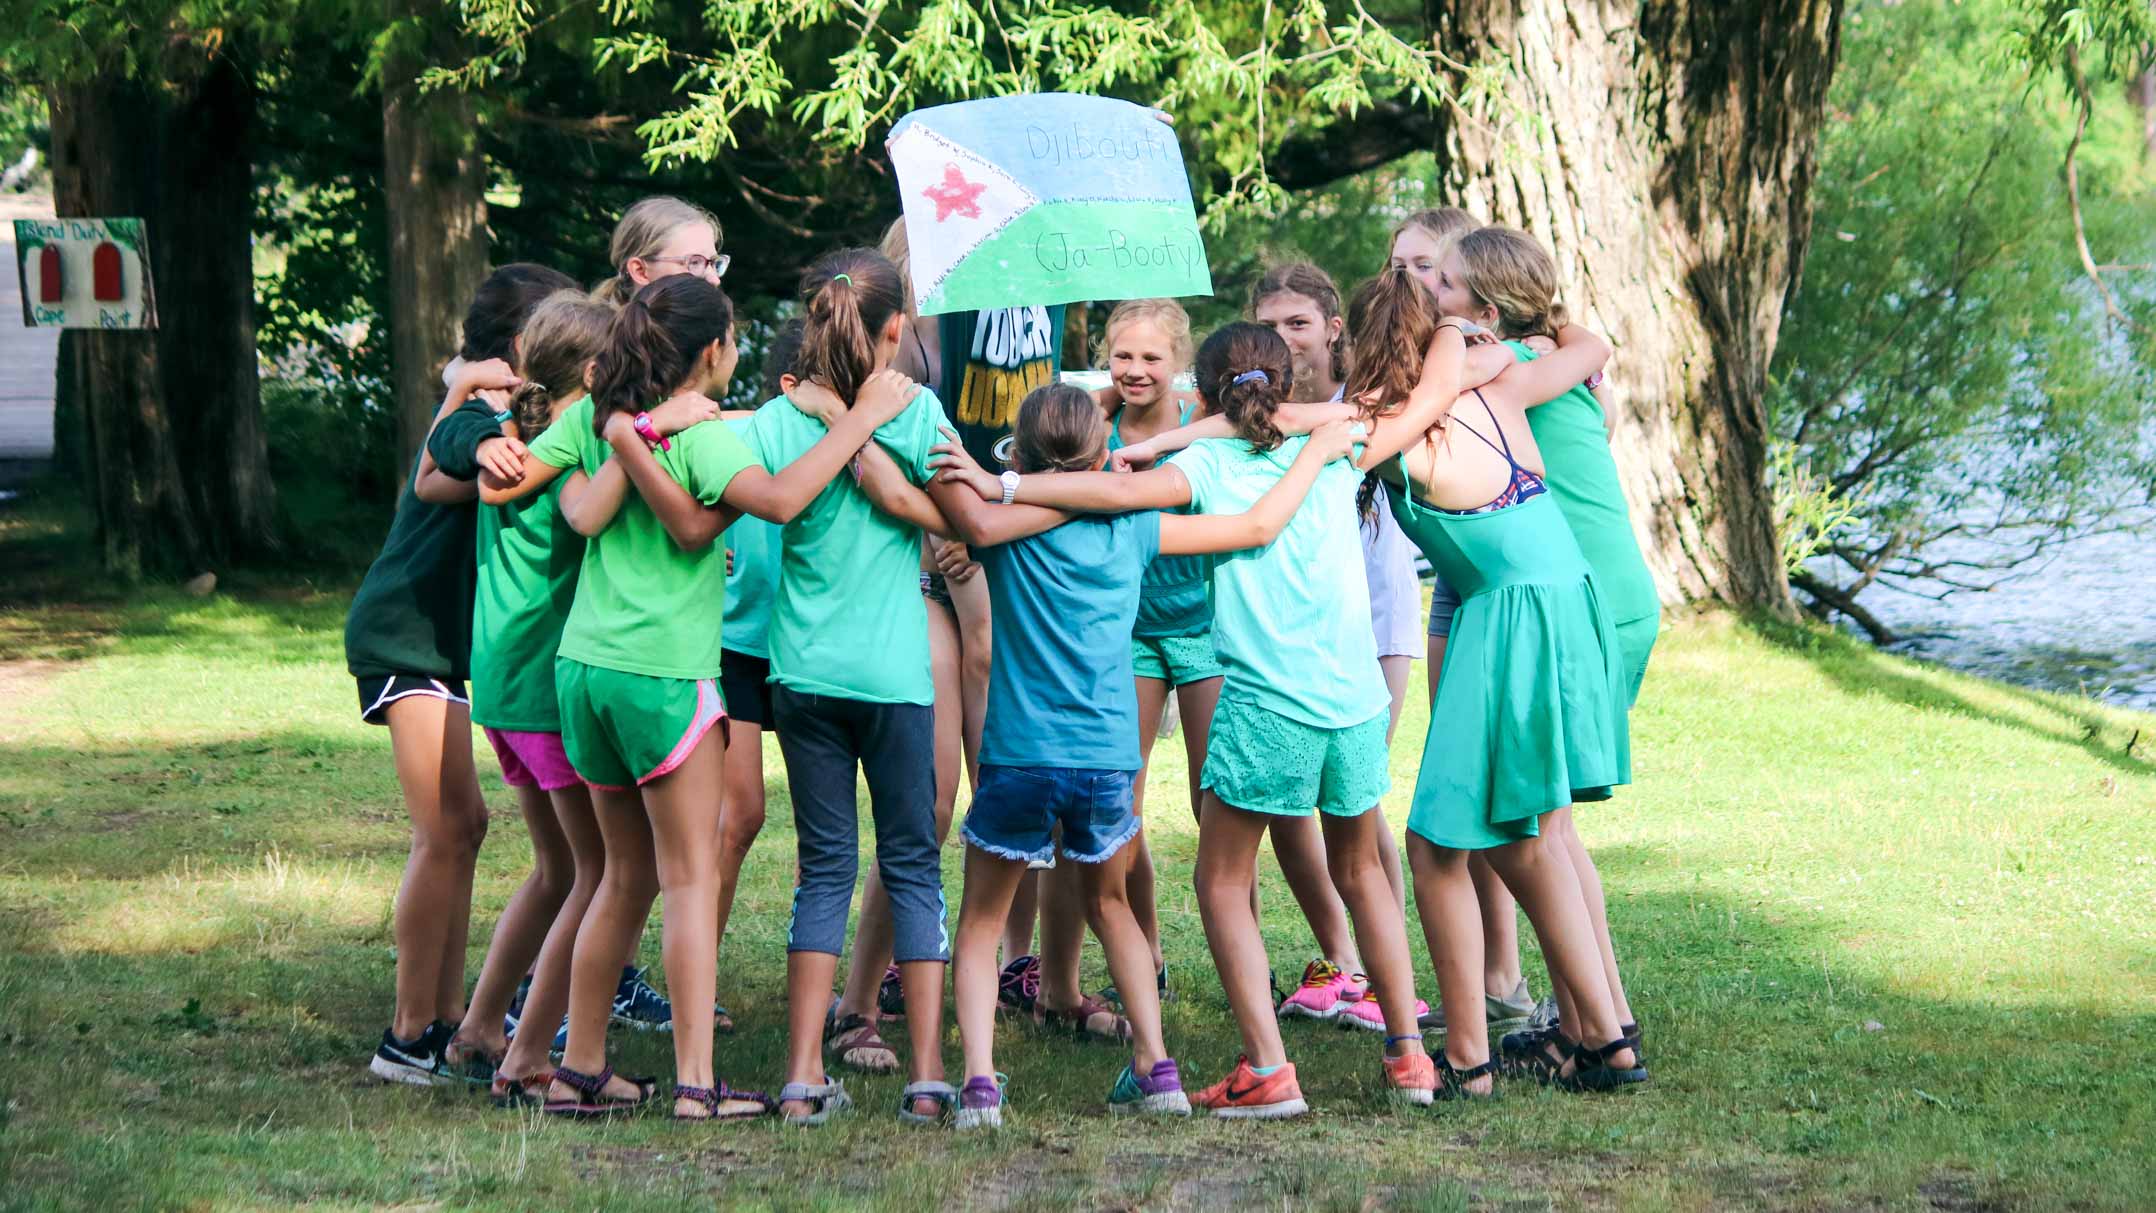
[93,242,124,302]
[38,245,62,302]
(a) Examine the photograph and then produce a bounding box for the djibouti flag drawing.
[888,93,1214,316]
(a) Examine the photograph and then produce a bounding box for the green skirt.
[1388,487,1630,850]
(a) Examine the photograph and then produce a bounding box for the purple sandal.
[543,1064,657,1118]
[674,1082,778,1122]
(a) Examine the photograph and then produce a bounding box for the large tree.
[451,0,1841,609]
[22,16,281,577]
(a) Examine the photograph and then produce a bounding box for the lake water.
[1847,521,2156,713]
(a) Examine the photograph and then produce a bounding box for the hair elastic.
[1230,368,1271,387]
[832,273,852,285]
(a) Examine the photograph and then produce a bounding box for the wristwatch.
[632,412,670,452]
[999,470,1021,505]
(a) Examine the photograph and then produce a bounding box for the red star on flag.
[922,162,988,222]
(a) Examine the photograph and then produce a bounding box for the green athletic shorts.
[1130,632,1224,686]
[1200,697,1391,817]
[554,656,725,790]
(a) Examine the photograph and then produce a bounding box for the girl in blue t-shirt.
[917,382,1359,1129]
[937,325,1441,1118]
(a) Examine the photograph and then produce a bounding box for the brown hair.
[1011,383,1107,474]
[1452,226,1568,340]
[594,196,721,304]
[506,291,617,441]
[796,248,906,406]
[1345,267,1442,418]
[1346,266,1447,522]
[1096,298,1194,370]
[1388,207,1476,260]
[1194,322,1293,453]
[589,275,734,433]
[1250,261,1347,385]
[459,262,578,363]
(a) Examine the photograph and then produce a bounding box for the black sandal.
[674,1081,777,1121]
[1436,1055,1499,1101]
[1498,1025,1570,1082]
[1559,1038,1648,1093]
[543,1064,658,1118]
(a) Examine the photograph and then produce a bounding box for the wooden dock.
[1,194,60,477]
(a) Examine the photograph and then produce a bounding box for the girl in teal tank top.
[1348,266,1647,1094]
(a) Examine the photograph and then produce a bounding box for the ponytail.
[1194,323,1292,453]
[1346,267,1447,523]
[588,275,733,435]
[795,249,905,406]
[508,291,617,443]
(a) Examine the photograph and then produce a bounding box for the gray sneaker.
[1485,978,1535,1037]
[1528,995,1561,1031]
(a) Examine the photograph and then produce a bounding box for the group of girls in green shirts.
[342,192,1654,1129]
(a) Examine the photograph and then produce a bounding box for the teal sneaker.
[1107,1059,1191,1117]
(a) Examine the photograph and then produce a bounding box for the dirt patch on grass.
[0,658,62,714]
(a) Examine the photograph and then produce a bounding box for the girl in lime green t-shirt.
[481,274,916,1123]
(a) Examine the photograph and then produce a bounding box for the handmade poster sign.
[13,217,157,329]
[888,94,1213,315]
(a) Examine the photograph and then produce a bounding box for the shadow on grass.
[2,846,2152,1210]
[1743,612,2154,777]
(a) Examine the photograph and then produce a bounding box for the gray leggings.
[771,686,947,962]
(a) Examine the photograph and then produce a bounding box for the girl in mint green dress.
[1346,267,1646,1095]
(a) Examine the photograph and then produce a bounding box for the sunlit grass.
[0,575,2151,1210]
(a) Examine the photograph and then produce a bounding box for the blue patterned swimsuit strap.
[1445,391,1547,513]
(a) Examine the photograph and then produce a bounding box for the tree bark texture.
[382,0,488,470]
[48,78,215,579]
[1429,0,1843,612]
[155,53,278,557]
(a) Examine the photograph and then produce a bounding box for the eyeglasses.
[647,253,730,279]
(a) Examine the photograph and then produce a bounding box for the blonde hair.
[1096,297,1194,371]
[879,218,917,316]
[594,196,720,303]
[1453,226,1568,340]
[1388,207,1476,259]
[508,291,618,441]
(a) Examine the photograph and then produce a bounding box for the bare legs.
[496,784,601,1083]
[383,696,487,1041]
[712,718,767,1024]
[1195,795,1425,1066]
[453,782,574,1058]
[1432,631,1525,1001]
[553,784,658,1104]
[1405,820,1638,1093]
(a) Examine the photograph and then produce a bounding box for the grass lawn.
[1,495,2153,1211]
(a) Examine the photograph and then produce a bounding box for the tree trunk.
[381,0,489,470]
[47,80,207,579]
[156,51,278,558]
[1430,0,1843,613]
[2137,66,2155,162]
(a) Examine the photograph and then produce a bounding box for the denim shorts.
[1425,571,1464,639]
[962,765,1141,865]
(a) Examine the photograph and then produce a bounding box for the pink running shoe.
[1277,959,1357,1022]
[1336,989,1431,1033]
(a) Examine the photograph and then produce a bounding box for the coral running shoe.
[1337,990,1432,1033]
[1382,1050,1438,1106]
[1192,1056,1308,1120]
[1277,959,1357,1022]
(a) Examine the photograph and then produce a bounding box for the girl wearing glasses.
[594,196,729,304]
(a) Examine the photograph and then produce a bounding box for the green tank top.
[1508,343,1662,625]
[1108,403,1211,638]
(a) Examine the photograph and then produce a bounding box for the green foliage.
[1767,444,1865,576]
[1769,0,2156,621]
[445,0,1480,221]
